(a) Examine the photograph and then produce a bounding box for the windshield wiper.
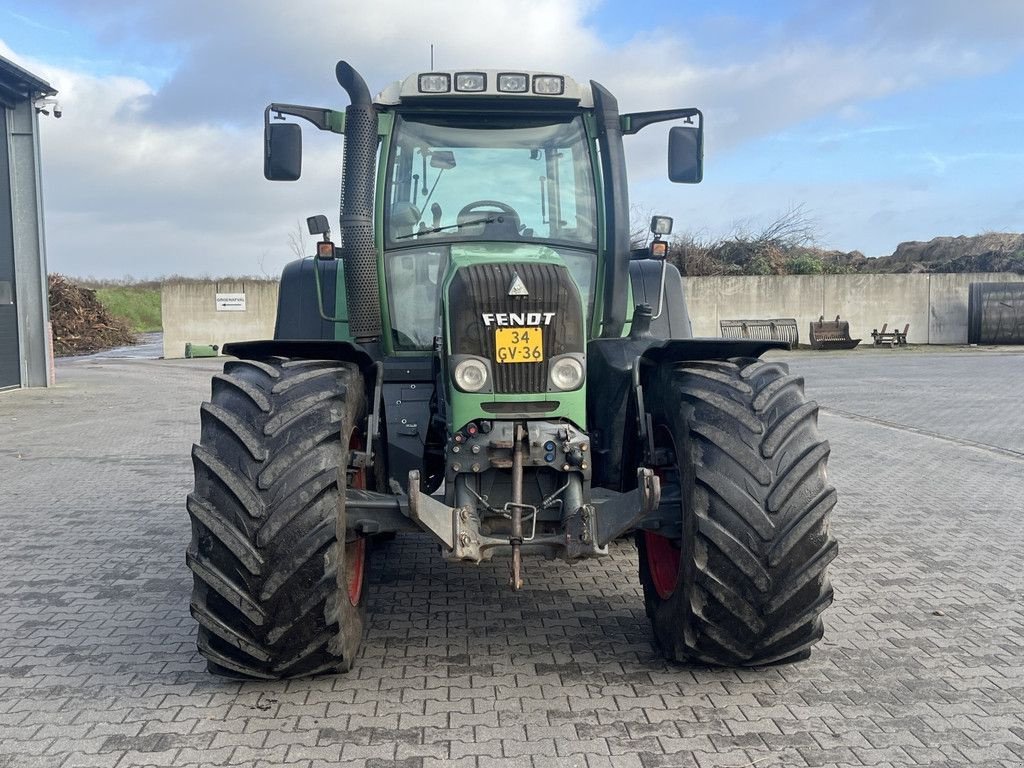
[394,217,495,240]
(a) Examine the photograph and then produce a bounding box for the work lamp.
[455,72,486,92]
[418,73,451,93]
[650,216,673,236]
[532,75,564,95]
[498,73,529,93]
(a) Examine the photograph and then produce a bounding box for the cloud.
[856,0,1024,45]
[1,38,346,279]
[35,0,607,124]
[3,0,1023,276]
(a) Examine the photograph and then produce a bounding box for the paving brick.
[557,737,612,757]
[451,738,502,759]
[421,759,475,768]
[501,737,556,757]
[58,753,122,768]
[635,753,699,768]
[534,756,587,768]
[2,343,1024,768]
[477,757,532,768]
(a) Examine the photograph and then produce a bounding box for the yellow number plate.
[495,327,543,364]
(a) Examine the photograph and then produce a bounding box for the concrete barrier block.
[162,280,279,359]
[823,274,929,344]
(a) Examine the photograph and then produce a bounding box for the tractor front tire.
[186,358,369,678]
[639,358,838,666]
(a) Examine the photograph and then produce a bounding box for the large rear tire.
[186,358,369,678]
[638,358,838,666]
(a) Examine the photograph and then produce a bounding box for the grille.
[448,262,584,394]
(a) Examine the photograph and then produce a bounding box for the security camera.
[34,98,62,118]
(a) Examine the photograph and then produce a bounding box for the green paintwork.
[327,109,346,134]
[450,389,587,435]
[374,112,397,355]
[443,242,571,278]
[184,343,220,358]
[332,259,353,341]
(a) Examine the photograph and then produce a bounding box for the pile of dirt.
[48,274,137,356]
[868,233,1024,273]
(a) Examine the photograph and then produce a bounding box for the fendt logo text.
[482,312,556,327]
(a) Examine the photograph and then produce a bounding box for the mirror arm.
[265,103,344,134]
[621,108,701,135]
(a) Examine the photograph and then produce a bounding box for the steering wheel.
[456,200,522,234]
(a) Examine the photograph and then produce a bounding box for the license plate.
[494,327,543,363]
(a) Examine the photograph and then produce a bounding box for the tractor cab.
[379,94,600,352]
[264,66,704,348]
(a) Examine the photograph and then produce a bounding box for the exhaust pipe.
[336,61,381,341]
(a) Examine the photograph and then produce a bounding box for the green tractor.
[186,62,837,678]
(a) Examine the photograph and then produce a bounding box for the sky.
[2,0,1023,278]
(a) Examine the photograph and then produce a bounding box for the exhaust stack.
[335,61,380,341]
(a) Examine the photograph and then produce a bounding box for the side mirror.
[265,122,302,181]
[668,124,703,184]
[307,214,330,236]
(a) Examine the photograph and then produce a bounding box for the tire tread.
[640,358,837,666]
[187,358,367,679]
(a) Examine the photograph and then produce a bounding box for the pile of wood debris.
[48,274,136,356]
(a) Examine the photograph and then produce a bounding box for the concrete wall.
[161,272,1021,357]
[684,272,1021,345]
[823,273,930,343]
[685,276,824,339]
[161,281,278,359]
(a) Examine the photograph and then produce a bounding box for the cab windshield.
[385,115,597,248]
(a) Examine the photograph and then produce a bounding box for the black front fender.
[222,339,376,372]
[587,336,790,492]
[638,338,789,367]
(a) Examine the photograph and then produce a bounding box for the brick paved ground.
[1,348,1022,768]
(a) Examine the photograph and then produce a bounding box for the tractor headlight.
[549,355,585,391]
[453,358,489,393]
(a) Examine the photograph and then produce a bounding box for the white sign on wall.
[216,293,247,311]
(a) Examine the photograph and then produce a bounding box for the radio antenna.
[430,44,434,69]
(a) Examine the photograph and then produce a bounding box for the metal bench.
[871,323,909,347]
[809,315,861,350]
[719,318,798,346]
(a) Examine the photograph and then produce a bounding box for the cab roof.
[374,69,594,108]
